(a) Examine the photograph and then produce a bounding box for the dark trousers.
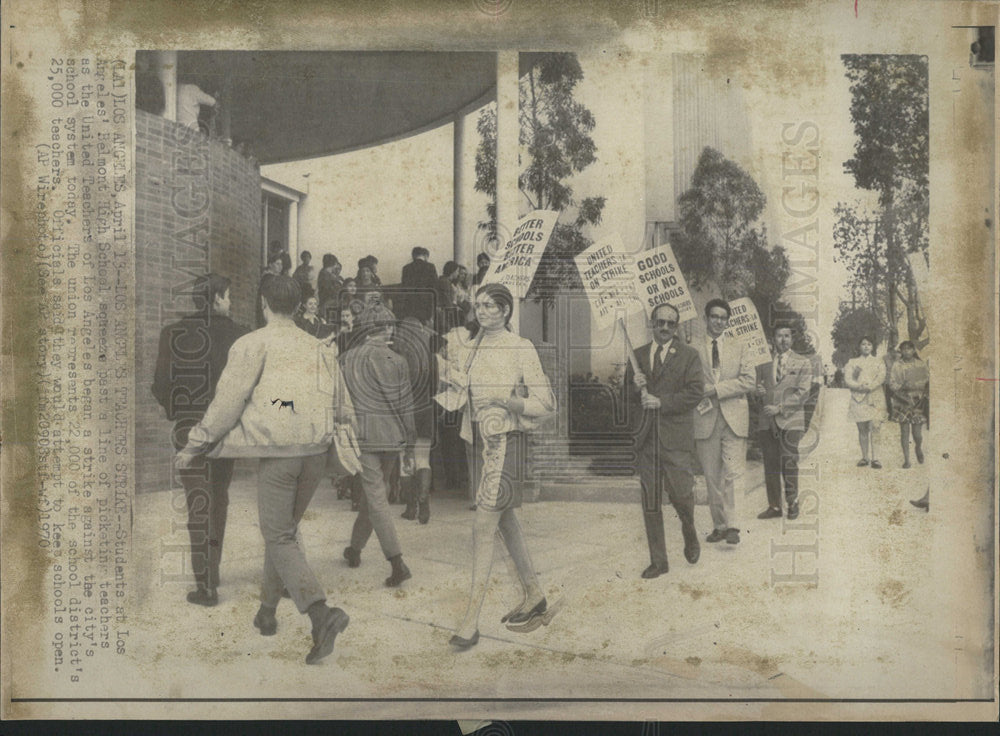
[758,427,801,510]
[637,440,697,568]
[174,421,234,590]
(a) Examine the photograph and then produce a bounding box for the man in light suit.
[692,298,756,546]
[627,303,704,579]
[754,323,813,520]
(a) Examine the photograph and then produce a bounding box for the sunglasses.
[652,318,678,328]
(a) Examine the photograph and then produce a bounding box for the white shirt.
[649,339,673,371]
[706,333,725,382]
[177,84,216,129]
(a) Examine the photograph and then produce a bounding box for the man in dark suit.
[753,323,813,520]
[152,273,248,606]
[400,246,439,323]
[627,302,704,579]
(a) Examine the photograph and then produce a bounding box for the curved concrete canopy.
[171,51,498,164]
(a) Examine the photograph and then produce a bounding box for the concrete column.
[453,115,467,268]
[495,50,521,324]
[288,200,299,266]
[156,50,177,122]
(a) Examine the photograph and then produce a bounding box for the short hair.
[651,302,680,322]
[704,298,731,319]
[477,252,491,266]
[300,250,311,262]
[267,250,284,266]
[772,321,795,336]
[193,273,231,309]
[442,260,459,278]
[357,257,369,270]
[412,246,429,260]
[858,335,877,355]
[279,252,292,274]
[898,340,919,357]
[366,254,379,265]
[322,253,338,268]
[260,275,301,315]
[475,283,514,327]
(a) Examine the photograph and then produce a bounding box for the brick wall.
[135,110,261,494]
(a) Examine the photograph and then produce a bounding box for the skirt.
[471,425,525,512]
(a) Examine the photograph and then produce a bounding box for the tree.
[840,55,929,348]
[473,53,606,339]
[671,146,813,353]
[830,303,883,368]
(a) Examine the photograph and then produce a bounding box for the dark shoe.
[449,630,479,649]
[186,586,218,607]
[915,448,924,464]
[706,529,726,543]
[641,563,669,579]
[306,607,350,665]
[757,507,782,519]
[401,500,417,520]
[506,597,546,626]
[684,544,700,564]
[253,607,277,636]
[507,597,562,633]
[870,460,882,469]
[385,559,411,588]
[857,458,869,467]
[910,496,929,511]
[787,502,800,520]
[343,546,361,568]
[902,461,911,469]
[418,499,430,525]
[725,528,740,545]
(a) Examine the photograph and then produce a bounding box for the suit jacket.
[754,350,812,432]
[626,340,704,452]
[401,259,439,322]
[340,340,416,452]
[401,259,439,290]
[692,335,756,440]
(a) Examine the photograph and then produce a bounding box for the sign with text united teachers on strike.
[722,296,772,365]
[482,209,559,299]
[574,234,644,329]
[632,241,698,322]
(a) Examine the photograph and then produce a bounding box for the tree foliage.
[838,55,929,348]
[671,146,813,353]
[473,53,606,312]
[830,304,883,368]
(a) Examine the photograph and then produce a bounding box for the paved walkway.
[107,389,990,715]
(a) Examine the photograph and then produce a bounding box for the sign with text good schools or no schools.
[482,209,559,299]
[575,234,644,328]
[722,296,771,365]
[632,242,697,322]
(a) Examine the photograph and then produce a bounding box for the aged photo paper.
[1,0,997,723]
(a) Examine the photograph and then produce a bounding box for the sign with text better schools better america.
[722,296,772,365]
[482,209,559,299]
[574,233,644,329]
[631,242,697,322]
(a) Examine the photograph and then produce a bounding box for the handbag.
[326,422,362,478]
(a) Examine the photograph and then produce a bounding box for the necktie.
[712,339,719,369]
[776,354,784,383]
[653,345,664,374]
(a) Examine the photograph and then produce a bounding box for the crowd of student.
[153,250,929,665]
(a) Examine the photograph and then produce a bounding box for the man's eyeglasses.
[652,318,678,328]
